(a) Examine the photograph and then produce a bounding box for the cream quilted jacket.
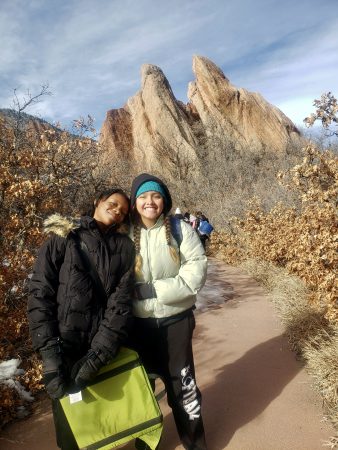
[130,216,207,318]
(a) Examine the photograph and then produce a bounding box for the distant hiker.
[174,207,184,220]
[196,211,214,250]
[27,188,135,450]
[183,211,191,224]
[189,213,198,229]
[129,173,208,450]
[196,211,208,224]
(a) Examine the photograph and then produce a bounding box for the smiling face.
[135,191,164,228]
[93,193,129,231]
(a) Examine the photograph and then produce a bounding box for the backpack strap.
[169,215,183,248]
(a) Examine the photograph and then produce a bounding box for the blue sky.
[1,0,338,131]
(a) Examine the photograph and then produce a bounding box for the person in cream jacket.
[129,173,208,450]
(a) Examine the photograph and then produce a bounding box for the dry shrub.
[210,141,337,440]
[0,110,110,427]
[303,332,338,409]
[0,95,133,426]
[209,229,246,265]
[304,334,338,449]
[304,92,338,136]
[209,142,338,442]
[209,144,338,322]
[324,436,338,450]
[0,384,22,425]
[240,258,333,354]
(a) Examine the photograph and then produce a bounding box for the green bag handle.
[147,373,166,402]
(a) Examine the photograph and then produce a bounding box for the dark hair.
[83,187,130,222]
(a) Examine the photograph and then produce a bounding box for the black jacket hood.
[130,173,172,214]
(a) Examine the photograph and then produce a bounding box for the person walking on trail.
[189,213,198,230]
[129,173,208,450]
[27,188,135,450]
[183,211,191,224]
[195,211,211,251]
[174,207,184,220]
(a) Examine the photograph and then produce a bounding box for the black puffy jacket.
[27,215,135,362]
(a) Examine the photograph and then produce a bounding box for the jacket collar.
[139,214,165,231]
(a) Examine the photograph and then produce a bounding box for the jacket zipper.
[144,227,160,326]
[145,228,153,284]
[92,228,110,297]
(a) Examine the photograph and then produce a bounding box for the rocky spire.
[99,55,302,179]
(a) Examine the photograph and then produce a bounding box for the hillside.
[0,108,58,135]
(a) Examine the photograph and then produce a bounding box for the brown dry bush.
[303,332,338,408]
[209,130,338,441]
[304,333,338,450]
[209,144,337,322]
[0,97,113,427]
[0,384,23,425]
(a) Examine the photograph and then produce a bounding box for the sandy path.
[0,258,334,450]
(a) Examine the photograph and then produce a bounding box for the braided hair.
[134,215,180,279]
[133,222,143,279]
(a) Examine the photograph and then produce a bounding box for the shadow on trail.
[0,335,304,450]
[202,334,302,449]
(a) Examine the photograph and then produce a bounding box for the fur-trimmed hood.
[43,214,81,238]
[43,214,129,238]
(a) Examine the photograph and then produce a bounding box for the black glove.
[40,338,66,400]
[135,282,157,300]
[71,350,106,390]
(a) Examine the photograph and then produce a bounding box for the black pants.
[132,311,207,450]
[198,235,208,251]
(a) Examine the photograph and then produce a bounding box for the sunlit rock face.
[99,56,302,180]
[188,56,301,152]
[100,62,202,179]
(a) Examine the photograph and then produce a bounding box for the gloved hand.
[135,282,157,300]
[71,350,106,390]
[40,338,66,400]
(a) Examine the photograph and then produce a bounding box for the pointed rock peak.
[192,55,229,84]
[141,64,169,88]
[141,63,173,94]
[141,63,164,79]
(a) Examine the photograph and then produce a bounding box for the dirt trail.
[0,258,335,450]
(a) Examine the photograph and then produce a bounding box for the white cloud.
[228,17,338,124]
[0,0,338,128]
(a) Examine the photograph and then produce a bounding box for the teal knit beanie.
[135,181,167,200]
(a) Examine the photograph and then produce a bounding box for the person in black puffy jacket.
[27,187,135,450]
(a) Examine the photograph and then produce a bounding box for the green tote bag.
[60,347,163,450]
